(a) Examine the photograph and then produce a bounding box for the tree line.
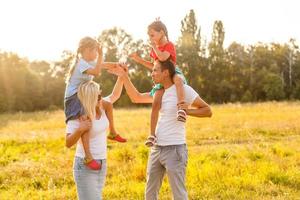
[0,9,299,112]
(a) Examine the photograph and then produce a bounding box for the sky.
[0,0,299,62]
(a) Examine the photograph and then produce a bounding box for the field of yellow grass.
[0,102,300,199]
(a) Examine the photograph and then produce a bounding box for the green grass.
[1,102,300,199]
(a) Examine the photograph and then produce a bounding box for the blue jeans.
[73,157,107,200]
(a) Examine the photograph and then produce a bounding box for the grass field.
[0,102,300,200]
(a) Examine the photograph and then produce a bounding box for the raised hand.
[129,52,140,61]
[97,45,103,58]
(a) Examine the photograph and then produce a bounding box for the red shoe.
[84,158,101,170]
[108,133,127,143]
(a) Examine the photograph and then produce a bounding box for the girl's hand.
[98,45,103,57]
[149,38,156,48]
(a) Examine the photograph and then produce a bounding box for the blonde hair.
[77,81,101,120]
[66,36,99,83]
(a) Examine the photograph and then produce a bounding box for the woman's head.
[148,19,169,44]
[77,81,101,120]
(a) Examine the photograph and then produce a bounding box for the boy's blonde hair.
[66,36,98,83]
[77,81,100,120]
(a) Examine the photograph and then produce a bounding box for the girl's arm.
[129,53,153,70]
[65,119,92,148]
[151,45,171,61]
[86,46,103,76]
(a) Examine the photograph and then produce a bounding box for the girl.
[64,36,126,170]
[129,20,187,147]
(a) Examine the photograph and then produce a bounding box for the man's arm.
[186,96,212,118]
[179,96,212,118]
[121,75,153,104]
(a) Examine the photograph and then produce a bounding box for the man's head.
[151,59,175,84]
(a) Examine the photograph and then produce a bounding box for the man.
[115,59,212,200]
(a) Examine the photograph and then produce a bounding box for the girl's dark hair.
[148,19,169,41]
[159,58,175,80]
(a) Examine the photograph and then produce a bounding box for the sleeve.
[163,42,176,59]
[65,120,80,135]
[78,59,94,74]
[185,85,199,105]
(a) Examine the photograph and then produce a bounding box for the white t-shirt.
[66,108,109,159]
[155,84,199,146]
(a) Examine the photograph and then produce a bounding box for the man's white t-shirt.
[66,108,109,159]
[155,84,199,146]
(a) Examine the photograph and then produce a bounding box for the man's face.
[151,61,168,84]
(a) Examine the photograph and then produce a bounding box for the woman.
[65,77,123,200]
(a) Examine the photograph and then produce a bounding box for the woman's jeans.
[73,157,107,200]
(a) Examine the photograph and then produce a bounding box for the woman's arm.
[65,119,92,148]
[105,77,124,104]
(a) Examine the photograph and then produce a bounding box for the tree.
[176,9,205,92]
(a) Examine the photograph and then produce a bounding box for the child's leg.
[105,101,127,143]
[174,74,185,104]
[79,116,101,170]
[146,89,164,147]
[81,130,93,159]
[173,75,186,122]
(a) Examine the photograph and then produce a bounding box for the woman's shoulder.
[101,98,112,111]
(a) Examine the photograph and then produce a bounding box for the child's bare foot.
[145,135,157,147]
[107,133,127,143]
[84,158,101,170]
